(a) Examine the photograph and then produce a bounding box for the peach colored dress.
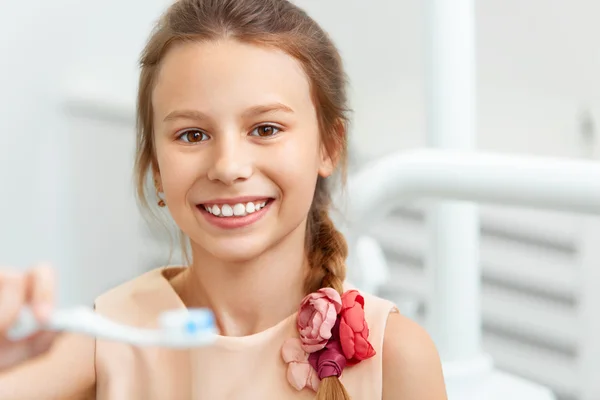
[94,267,396,399]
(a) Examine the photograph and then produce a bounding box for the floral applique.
[339,290,376,365]
[280,288,376,392]
[281,338,320,391]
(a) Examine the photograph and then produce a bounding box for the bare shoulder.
[0,333,96,399]
[382,311,447,400]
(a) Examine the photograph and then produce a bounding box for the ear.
[318,144,334,178]
[318,120,345,178]
[152,162,162,191]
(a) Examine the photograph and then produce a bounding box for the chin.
[197,234,274,264]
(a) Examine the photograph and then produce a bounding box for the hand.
[0,264,59,371]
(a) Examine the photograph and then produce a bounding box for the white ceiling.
[298,0,600,103]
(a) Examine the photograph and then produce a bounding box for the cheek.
[267,133,322,208]
[275,131,320,179]
[155,145,204,201]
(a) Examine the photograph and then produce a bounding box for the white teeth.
[233,203,246,216]
[221,204,234,217]
[204,200,270,218]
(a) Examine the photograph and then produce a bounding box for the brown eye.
[178,129,208,143]
[250,125,281,137]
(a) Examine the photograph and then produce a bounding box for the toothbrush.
[7,306,218,348]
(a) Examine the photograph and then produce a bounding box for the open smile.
[196,198,274,229]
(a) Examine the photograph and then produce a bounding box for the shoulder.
[344,290,446,399]
[94,271,149,322]
[95,267,183,326]
[382,312,447,400]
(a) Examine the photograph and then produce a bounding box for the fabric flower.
[297,288,342,353]
[308,318,347,379]
[281,338,320,392]
[339,290,376,365]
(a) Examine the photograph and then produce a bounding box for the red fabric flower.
[338,290,376,365]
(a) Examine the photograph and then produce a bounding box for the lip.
[197,199,274,230]
[200,196,272,206]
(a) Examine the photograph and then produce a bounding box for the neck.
[176,224,309,337]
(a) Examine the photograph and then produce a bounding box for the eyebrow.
[163,102,295,122]
[242,103,295,118]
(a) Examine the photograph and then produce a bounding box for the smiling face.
[151,39,334,262]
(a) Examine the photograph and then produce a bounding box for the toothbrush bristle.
[159,307,217,345]
[185,320,200,334]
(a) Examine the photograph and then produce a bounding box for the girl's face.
[152,39,334,262]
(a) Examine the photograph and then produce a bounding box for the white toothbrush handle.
[7,306,153,342]
[8,306,218,348]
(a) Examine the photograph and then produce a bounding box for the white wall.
[348,77,600,160]
[0,0,171,305]
[300,0,600,161]
[0,1,75,271]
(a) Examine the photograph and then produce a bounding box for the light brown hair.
[134,1,350,397]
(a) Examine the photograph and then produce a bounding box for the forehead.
[152,39,315,118]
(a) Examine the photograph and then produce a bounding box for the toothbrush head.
[158,308,218,348]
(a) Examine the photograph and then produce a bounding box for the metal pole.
[425,0,479,361]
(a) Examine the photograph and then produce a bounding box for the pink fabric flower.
[281,338,320,392]
[297,288,342,353]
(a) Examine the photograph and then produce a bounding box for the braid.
[305,178,351,400]
[304,181,348,295]
[316,377,351,399]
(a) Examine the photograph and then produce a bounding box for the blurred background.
[1,1,599,399]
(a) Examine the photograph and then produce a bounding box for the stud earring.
[154,180,166,208]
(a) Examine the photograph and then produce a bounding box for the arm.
[0,333,96,399]
[382,312,447,400]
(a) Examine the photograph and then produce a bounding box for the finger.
[0,270,26,333]
[28,330,59,355]
[0,331,59,371]
[26,264,55,322]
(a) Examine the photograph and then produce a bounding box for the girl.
[0,0,446,398]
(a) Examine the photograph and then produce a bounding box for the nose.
[206,136,253,185]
